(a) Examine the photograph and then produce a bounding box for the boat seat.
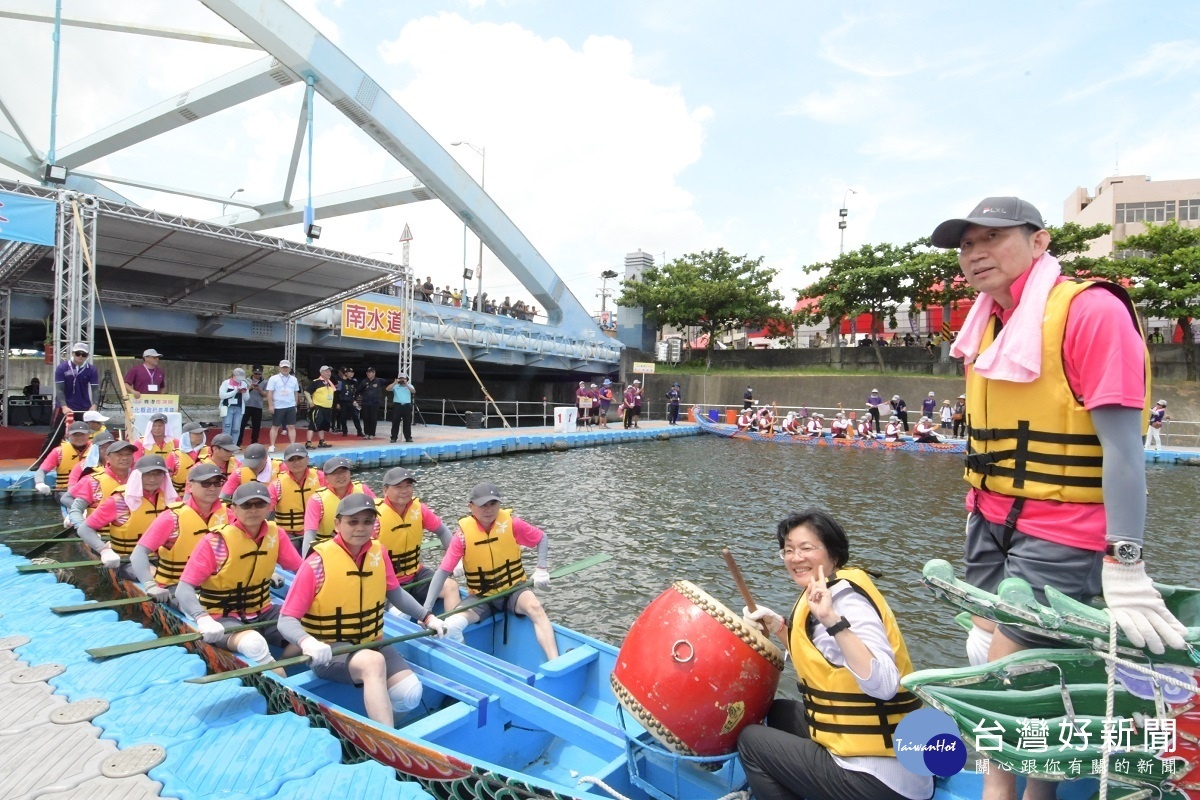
[407,662,492,727]
[540,645,599,678]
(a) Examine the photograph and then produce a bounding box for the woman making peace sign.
[737,509,933,800]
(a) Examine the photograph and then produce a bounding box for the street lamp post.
[598,268,618,328]
[838,188,857,256]
[451,141,486,310]
[221,187,244,216]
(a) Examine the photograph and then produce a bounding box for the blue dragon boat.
[694,406,966,454]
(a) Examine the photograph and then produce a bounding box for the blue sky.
[1,1,1197,315]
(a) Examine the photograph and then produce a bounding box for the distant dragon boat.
[693,406,966,455]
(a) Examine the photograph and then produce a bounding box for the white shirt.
[815,582,935,800]
[265,373,299,409]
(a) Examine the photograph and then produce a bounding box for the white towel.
[950,252,1062,383]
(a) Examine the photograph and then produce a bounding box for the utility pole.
[597,269,619,327]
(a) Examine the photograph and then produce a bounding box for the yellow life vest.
[106,489,169,557]
[89,424,108,440]
[53,442,89,491]
[459,509,527,597]
[965,280,1151,503]
[200,453,237,476]
[312,383,335,408]
[171,447,210,493]
[301,538,387,644]
[375,497,425,579]
[143,438,177,458]
[272,467,322,533]
[154,500,228,586]
[788,567,922,758]
[197,522,281,617]
[313,483,365,545]
[236,462,278,489]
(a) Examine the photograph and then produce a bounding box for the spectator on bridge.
[451,289,462,308]
[218,367,249,439]
[421,277,434,302]
[266,360,300,453]
[358,366,387,439]
[239,366,267,447]
[124,348,166,399]
[500,296,512,316]
[45,342,100,453]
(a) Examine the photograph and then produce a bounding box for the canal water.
[3,436,1198,675]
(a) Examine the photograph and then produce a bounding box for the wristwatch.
[1105,540,1143,565]
[825,616,851,636]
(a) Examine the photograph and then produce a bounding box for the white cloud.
[860,133,959,162]
[788,82,888,123]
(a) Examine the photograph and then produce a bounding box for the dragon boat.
[693,406,966,454]
[28,535,751,800]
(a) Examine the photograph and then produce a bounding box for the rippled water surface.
[3,436,1198,672]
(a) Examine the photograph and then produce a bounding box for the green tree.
[616,248,784,365]
[795,242,915,370]
[1082,220,1200,379]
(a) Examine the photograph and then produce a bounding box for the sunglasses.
[236,500,270,510]
[72,351,87,356]
[196,478,226,488]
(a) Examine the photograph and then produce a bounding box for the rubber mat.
[272,759,434,799]
[17,618,154,667]
[96,678,266,748]
[52,646,206,702]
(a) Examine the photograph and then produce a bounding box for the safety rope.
[1098,612,1118,800]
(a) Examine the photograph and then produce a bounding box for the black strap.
[967,426,1101,446]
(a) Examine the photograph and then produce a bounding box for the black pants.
[868,406,880,429]
[737,699,915,800]
[362,405,381,436]
[238,406,263,446]
[390,403,413,442]
[953,418,964,438]
[338,403,362,435]
[667,403,680,424]
[898,410,909,431]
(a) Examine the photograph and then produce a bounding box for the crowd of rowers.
[31,412,557,729]
[733,402,949,444]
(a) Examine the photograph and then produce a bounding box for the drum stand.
[614,706,748,800]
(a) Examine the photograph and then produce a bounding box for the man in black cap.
[176,481,304,675]
[336,367,363,437]
[302,456,376,555]
[132,462,228,604]
[278,493,446,726]
[357,367,386,439]
[77,453,176,578]
[202,433,241,476]
[665,382,682,425]
[219,443,275,502]
[67,438,137,529]
[269,443,325,544]
[933,197,1185,799]
[423,482,557,663]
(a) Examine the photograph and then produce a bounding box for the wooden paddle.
[187,553,612,685]
[25,527,75,559]
[5,535,105,545]
[17,557,126,573]
[722,548,758,613]
[86,618,277,660]
[1,522,69,537]
[53,595,152,614]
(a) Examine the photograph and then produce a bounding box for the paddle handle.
[722,548,757,613]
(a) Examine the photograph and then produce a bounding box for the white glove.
[99,547,121,569]
[36,482,51,496]
[533,567,550,590]
[453,561,466,581]
[301,636,333,667]
[743,605,787,639]
[196,614,227,644]
[1103,559,1188,654]
[423,614,448,638]
[143,582,170,604]
[270,571,285,588]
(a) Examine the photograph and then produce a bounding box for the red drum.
[611,580,784,756]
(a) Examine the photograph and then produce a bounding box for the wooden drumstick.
[722,548,757,613]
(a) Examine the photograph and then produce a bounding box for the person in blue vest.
[386,372,416,444]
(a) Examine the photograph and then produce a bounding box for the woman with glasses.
[737,509,932,800]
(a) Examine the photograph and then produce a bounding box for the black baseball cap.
[930,197,1046,249]
[67,421,91,436]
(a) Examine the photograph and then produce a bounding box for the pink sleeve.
[1063,287,1147,410]
[166,453,177,472]
[420,505,442,531]
[511,516,545,547]
[384,552,400,591]
[280,559,318,618]
[84,497,119,529]
[303,495,323,531]
[68,464,84,488]
[70,477,95,501]
[276,532,304,572]
[134,442,147,458]
[269,480,280,505]
[437,532,466,572]
[179,534,219,586]
[361,485,376,499]
[39,449,62,472]
[137,510,177,551]
[221,471,241,497]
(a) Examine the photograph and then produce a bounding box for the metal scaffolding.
[0,288,10,427]
[51,193,97,364]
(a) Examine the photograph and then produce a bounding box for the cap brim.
[930,216,1028,248]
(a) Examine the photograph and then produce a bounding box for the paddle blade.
[550,553,611,579]
[17,559,102,573]
[88,631,201,659]
[53,596,150,614]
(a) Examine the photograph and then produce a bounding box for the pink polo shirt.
[179,520,303,618]
[438,515,544,572]
[138,496,225,553]
[967,270,1147,550]
[84,490,167,530]
[302,484,377,531]
[281,534,401,619]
